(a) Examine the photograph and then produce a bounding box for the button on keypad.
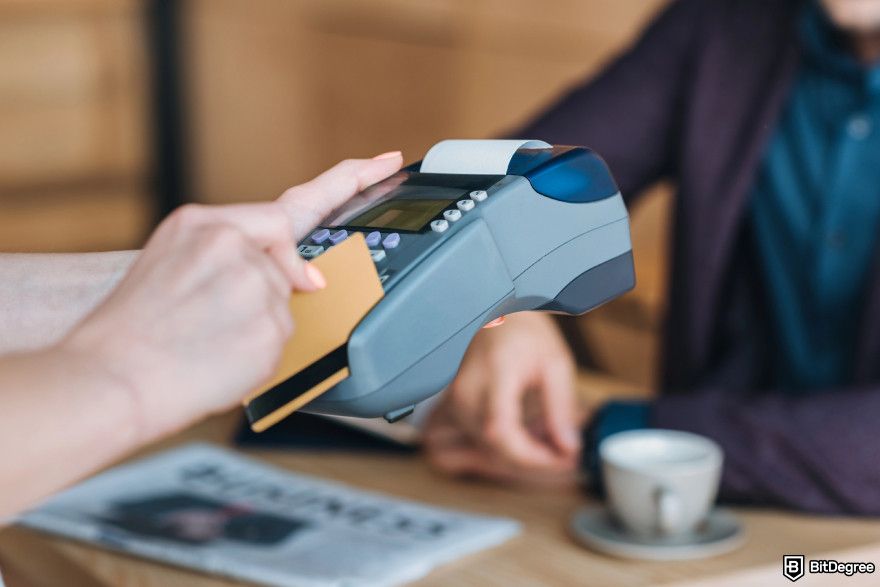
[443,209,462,222]
[310,228,330,244]
[365,231,381,247]
[298,244,324,259]
[328,229,348,245]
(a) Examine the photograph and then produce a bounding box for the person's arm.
[426,0,708,480]
[0,152,404,356]
[649,387,880,515]
[514,0,707,198]
[0,154,403,520]
[0,252,137,354]
[0,346,143,522]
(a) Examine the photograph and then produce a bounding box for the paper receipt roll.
[420,139,551,175]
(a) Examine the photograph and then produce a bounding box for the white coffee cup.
[600,429,722,538]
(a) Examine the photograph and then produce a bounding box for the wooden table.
[3,373,880,586]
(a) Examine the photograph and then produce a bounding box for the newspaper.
[19,443,520,587]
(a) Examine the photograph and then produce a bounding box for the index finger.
[538,360,582,456]
[279,154,404,240]
[483,368,569,470]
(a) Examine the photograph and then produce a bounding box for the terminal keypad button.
[298,244,324,259]
[328,229,349,245]
[365,231,381,247]
[310,228,330,244]
[430,219,449,233]
[443,209,462,222]
[382,233,401,249]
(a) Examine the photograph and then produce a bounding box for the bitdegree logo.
[783,554,875,582]
[809,559,876,576]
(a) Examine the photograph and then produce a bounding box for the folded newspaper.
[19,443,520,587]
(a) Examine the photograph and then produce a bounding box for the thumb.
[268,240,326,293]
[182,202,326,292]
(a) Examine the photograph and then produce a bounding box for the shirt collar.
[800,1,880,94]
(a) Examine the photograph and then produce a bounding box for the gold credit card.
[242,233,384,432]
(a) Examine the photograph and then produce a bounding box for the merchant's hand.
[60,154,403,442]
[424,311,585,485]
[278,151,404,241]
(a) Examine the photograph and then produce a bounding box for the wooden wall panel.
[0,188,151,252]
[0,4,148,188]
[184,0,667,203]
[0,0,150,251]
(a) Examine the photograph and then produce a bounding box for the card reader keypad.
[304,227,404,273]
[425,190,484,233]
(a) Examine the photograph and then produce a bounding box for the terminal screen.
[344,199,451,232]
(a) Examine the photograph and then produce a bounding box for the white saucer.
[570,505,745,561]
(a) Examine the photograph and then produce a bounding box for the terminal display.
[343,199,452,232]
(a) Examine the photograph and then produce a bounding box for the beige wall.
[0,0,152,252]
[0,0,668,252]
[183,0,667,203]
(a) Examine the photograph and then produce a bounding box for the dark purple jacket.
[518,0,880,515]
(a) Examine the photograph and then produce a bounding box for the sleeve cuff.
[581,400,651,494]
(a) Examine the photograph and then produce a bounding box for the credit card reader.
[293,140,634,421]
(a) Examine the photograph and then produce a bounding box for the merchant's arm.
[0,155,403,521]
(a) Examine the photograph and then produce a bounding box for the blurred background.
[0,0,669,391]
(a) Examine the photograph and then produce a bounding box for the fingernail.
[373,151,402,160]
[482,316,506,329]
[306,264,326,289]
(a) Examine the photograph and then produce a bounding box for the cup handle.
[655,487,682,535]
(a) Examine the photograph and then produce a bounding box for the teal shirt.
[751,4,880,390]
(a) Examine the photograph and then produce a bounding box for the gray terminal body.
[301,169,634,420]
